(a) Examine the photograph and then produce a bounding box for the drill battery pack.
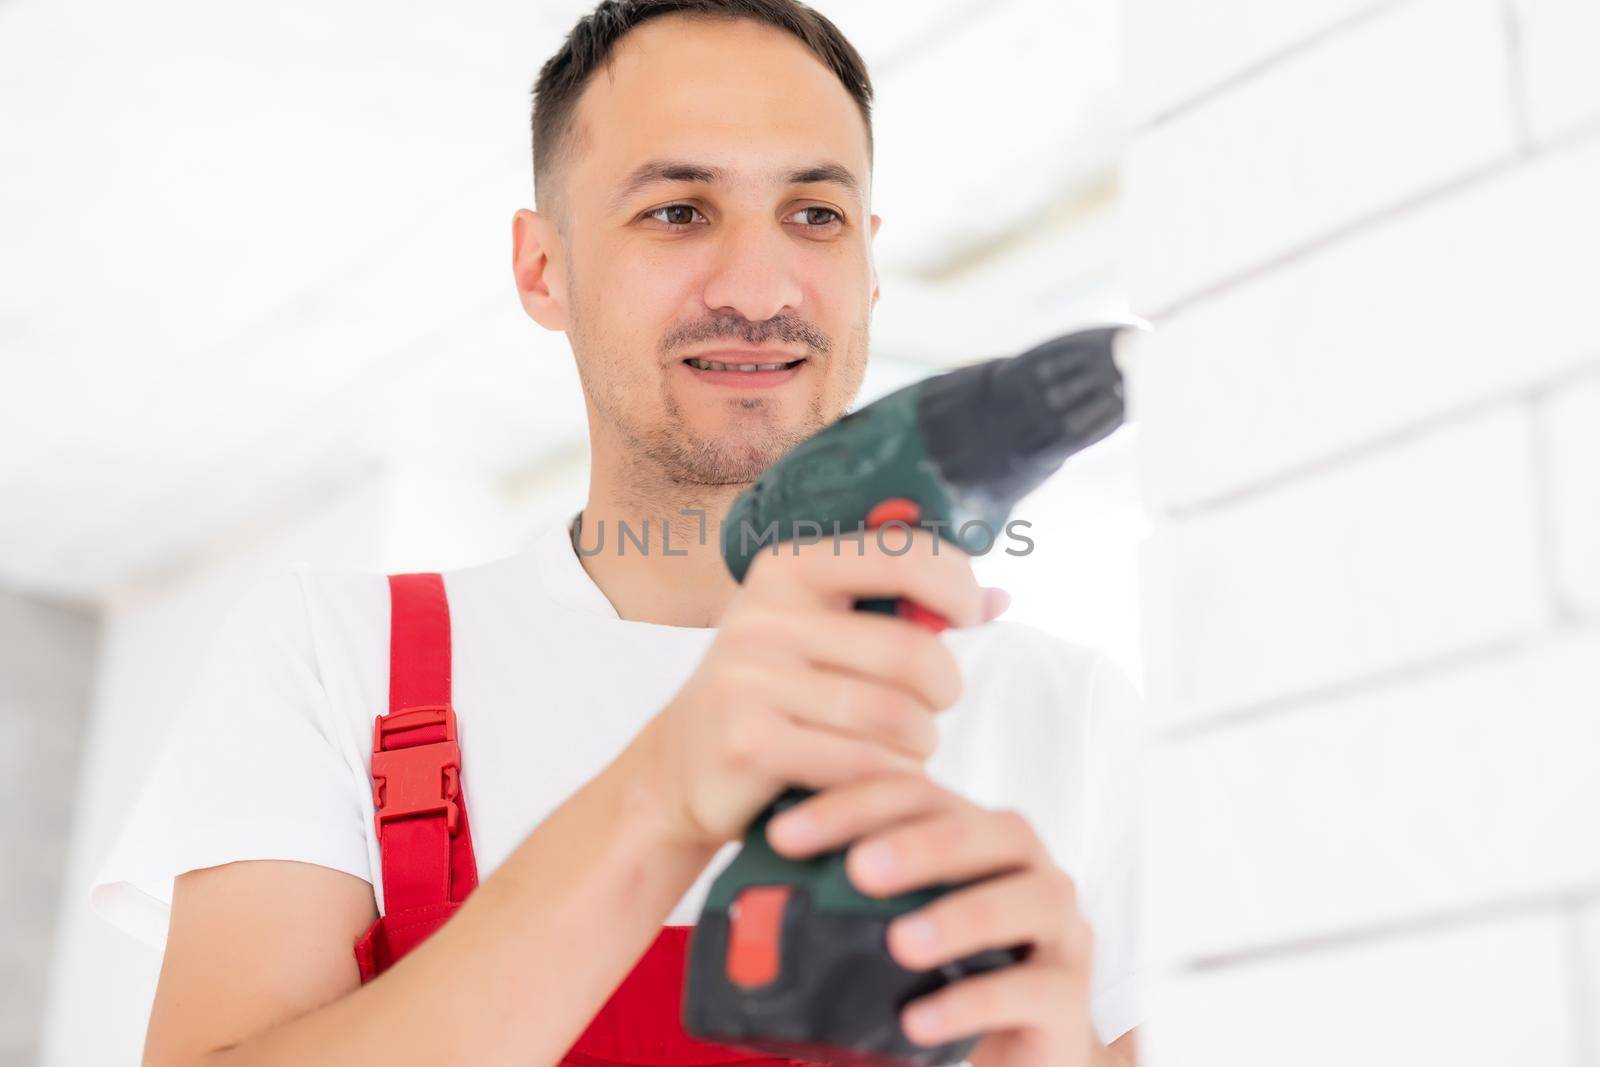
[683,791,1025,1066]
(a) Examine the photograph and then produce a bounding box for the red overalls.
[353,572,857,1066]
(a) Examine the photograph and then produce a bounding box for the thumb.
[981,586,1011,621]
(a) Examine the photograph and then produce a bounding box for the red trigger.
[864,498,951,633]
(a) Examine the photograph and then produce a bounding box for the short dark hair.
[530,0,874,221]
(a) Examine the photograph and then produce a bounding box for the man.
[91,2,1143,1064]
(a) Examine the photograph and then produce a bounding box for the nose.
[700,213,805,324]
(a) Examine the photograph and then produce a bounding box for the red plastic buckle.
[371,704,462,837]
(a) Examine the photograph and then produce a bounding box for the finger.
[981,586,1011,619]
[728,606,964,710]
[757,714,927,792]
[760,665,940,762]
[847,806,1047,897]
[901,959,1087,1049]
[766,773,960,858]
[748,528,987,629]
[886,868,1081,972]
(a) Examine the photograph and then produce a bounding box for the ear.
[512,208,570,331]
[869,213,882,309]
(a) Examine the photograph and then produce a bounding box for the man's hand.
[632,530,1005,849]
[765,773,1113,1067]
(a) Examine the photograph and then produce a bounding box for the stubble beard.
[572,303,869,494]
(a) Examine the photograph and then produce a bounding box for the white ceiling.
[0,0,1122,600]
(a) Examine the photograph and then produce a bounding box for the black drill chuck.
[916,325,1125,509]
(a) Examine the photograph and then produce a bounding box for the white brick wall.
[1146,914,1580,1067]
[1514,0,1600,143]
[1582,904,1600,1057]
[1124,0,1518,315]
[1142,407,1548,723]
[1122,0,1388,124]
[1542,370,1600,620]
[1124,0,1600,1058]
[1128,137,1600,514]
[1147,632,1600,960]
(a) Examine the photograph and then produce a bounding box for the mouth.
[683,356,806,372]
[679,352,808,389]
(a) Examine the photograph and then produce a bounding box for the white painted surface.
[1514,0,1600,143]
[1123,0,1387,123]
[1124,0,1517,313]
[1145,914,1579,1067]
[1129,137,1600,513]
[1141,407,1548,724]
[1542,370,1600,621]
[1147,633,1600,961]
[1125,0,1600,1056]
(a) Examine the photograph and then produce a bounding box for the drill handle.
[756,499,949,842]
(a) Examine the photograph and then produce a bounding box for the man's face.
[523,15,879,486]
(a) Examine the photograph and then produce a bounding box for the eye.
[786,206,844,229]
[644,203,707,230]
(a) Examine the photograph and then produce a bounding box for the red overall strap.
[353,572,480,981]
[350,573,852,1066]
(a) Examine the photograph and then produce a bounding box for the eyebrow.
[608,159,864,215]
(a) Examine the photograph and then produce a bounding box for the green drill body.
[719,380,1009,588]
[683,327,1128,1067]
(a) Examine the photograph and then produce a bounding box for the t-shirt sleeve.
[1078,653,1147,1045]
[90,569,373,950]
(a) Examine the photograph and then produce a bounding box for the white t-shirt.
[92,512,1146,1044]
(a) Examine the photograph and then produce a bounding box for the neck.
[573,466,746,629]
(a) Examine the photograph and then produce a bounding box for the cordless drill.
[681,325,1130,1065]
